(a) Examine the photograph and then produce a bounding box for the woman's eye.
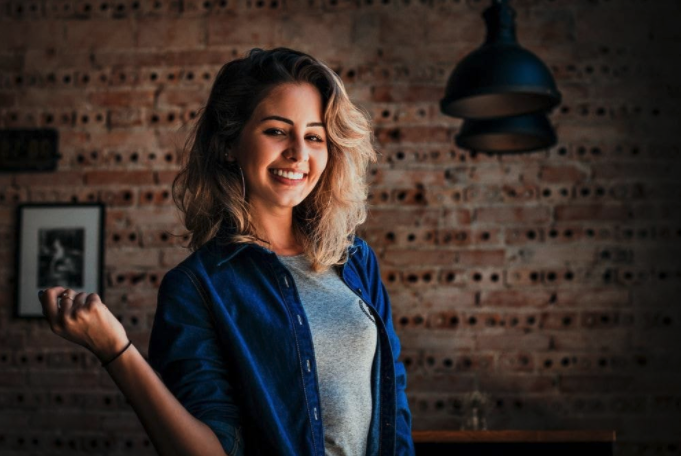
[264,129,284,136]
[307,135,324,142]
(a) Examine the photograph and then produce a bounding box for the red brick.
[106,248,161,268]
[442,209,472,227]
[559,375,634,393]
[14,171,83,187]
[0,412,31,430]
[88,89,155,108]
[155,170,178,186]
[207,13,280,46]
[0,20,65,51]
[478,374,555,393]
[555,288,630,307]
[549,329,631,351]
[539,164,589,183]
[371,169,446,187]
[85,170,155,185]
[137,17,205,49]
[0,370,26,387]
[555,204,630,221]
[365,208,440,228]
[63,18,136,49]
[371,85,444,103]
[476,206,551,224]
[479,289,556,307]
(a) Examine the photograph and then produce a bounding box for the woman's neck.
[250,205,303,256]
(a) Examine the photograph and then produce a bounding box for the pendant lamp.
[440,0,561,120]
[455,112,557,154]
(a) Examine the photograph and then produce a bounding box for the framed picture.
[15,203,105,319]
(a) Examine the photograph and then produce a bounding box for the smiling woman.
[174,48,378,270]
[227,83,329,238]
[38,48,415,456]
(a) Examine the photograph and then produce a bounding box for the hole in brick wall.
[450,315,459,326]
[490,273,499,282]
[527,316,536,325]
[468,316,477,325]
[544,359,553,368]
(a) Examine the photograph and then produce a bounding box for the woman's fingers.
[39,286,67,321]
[72,292,89,310]
[58,288,76,317]
[85,292,103,308]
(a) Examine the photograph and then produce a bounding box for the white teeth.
[271,169,304,180]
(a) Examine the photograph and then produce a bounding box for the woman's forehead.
[253,83,324,120]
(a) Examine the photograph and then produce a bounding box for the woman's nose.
[285,136,309,162]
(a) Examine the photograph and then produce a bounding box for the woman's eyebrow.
[260,115,325,128]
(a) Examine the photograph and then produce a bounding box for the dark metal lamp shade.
[455,113,557,154]
[440,0,561,120]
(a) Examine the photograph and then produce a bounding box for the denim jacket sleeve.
[148,267,244,456]
[361,241,415,455]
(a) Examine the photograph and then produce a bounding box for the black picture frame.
[15,203,105,319]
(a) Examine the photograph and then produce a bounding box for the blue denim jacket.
[148,230,414,456]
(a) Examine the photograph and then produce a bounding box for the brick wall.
[1,0,680,454]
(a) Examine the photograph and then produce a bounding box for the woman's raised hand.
[38,287,130,364]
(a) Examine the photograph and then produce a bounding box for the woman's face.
[232,82,329,215]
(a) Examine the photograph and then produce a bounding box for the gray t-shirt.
[279,254,377,456]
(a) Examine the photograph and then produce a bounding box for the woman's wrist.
[93,336,132,366]
[101,340,133,368]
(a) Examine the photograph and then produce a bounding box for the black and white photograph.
[15,203,104,318]
[38,227,84,288]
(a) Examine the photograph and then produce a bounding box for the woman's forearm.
[104,343,229,456]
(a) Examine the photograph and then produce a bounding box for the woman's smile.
[232,82,329,213]
[268,168,308,183]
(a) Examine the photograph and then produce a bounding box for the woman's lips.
[268,168,307,185]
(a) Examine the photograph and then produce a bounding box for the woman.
[38,47,414,456]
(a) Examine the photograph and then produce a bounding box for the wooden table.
[412,430,616,455]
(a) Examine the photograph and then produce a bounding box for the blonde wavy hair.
[173,47,376,271]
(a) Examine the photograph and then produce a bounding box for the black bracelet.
[101,340,132,368]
